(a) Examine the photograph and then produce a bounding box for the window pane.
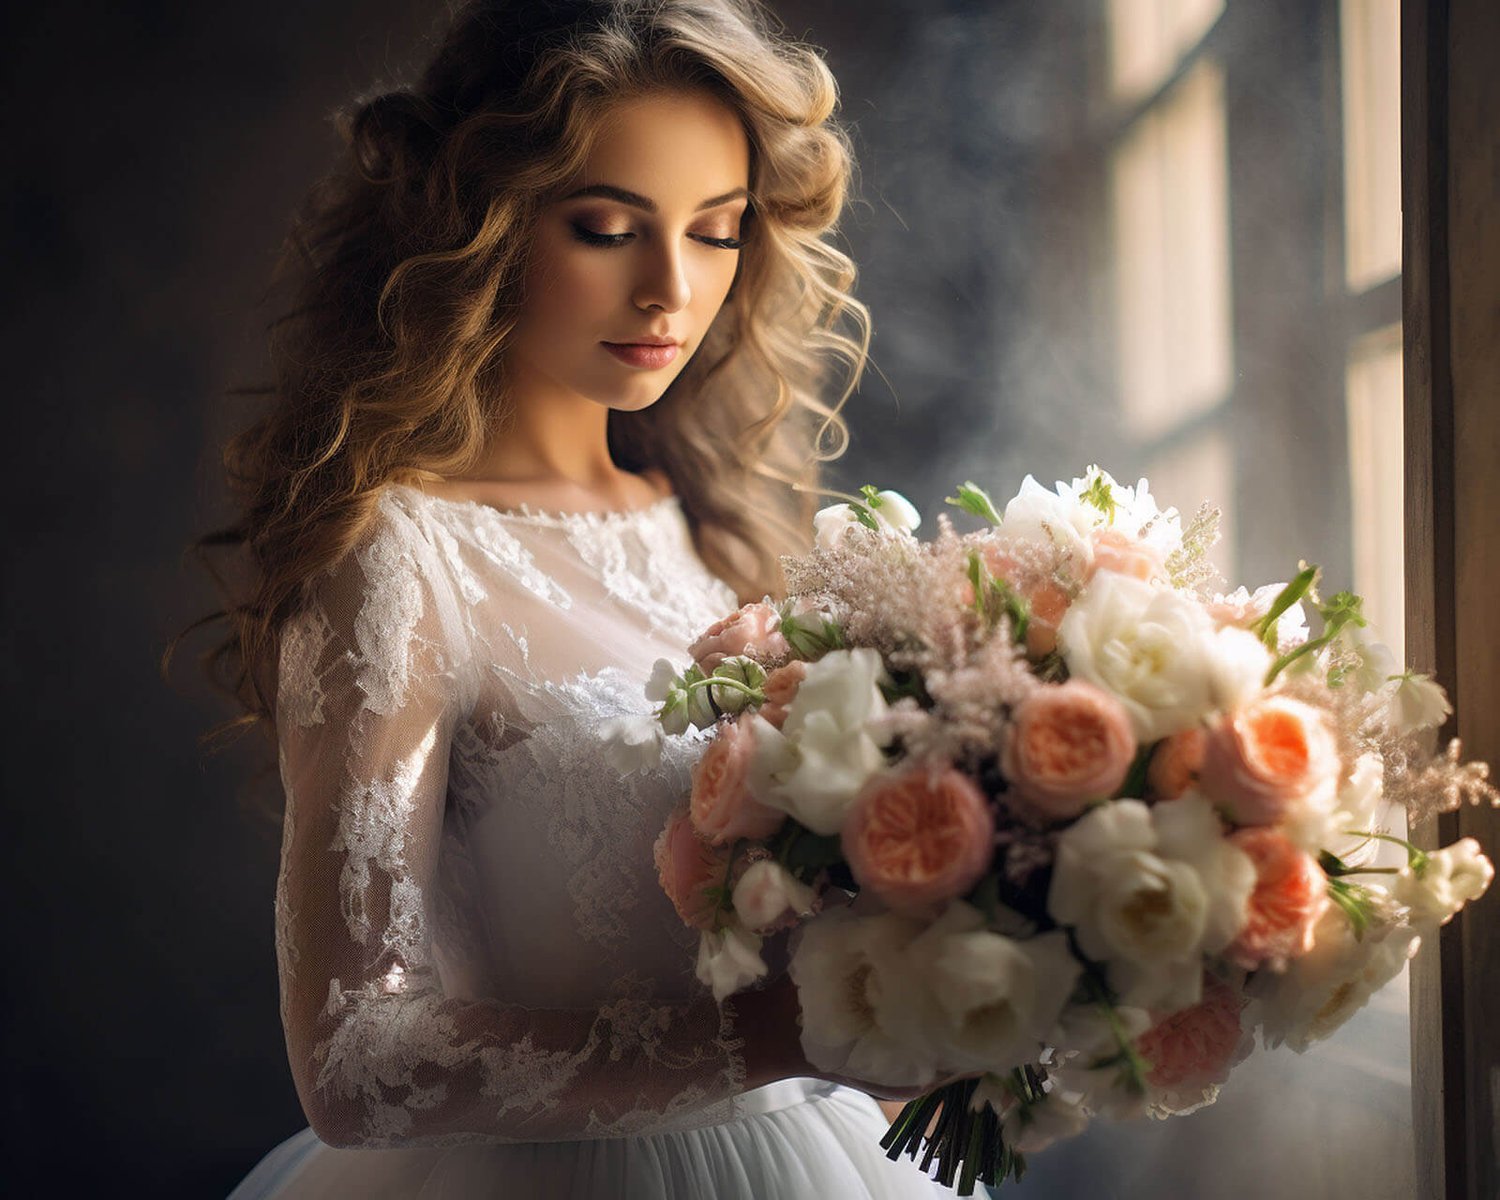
[1111,59,1233,438]
[1346,322,1404,665]
[1107,0,1225,100]
[1341,0,1401,290]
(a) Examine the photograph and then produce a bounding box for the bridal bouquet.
[601,465,1496,1195]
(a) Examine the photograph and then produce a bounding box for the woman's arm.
[273,503,772,1148]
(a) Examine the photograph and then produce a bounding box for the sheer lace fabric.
[272,483,753,1149]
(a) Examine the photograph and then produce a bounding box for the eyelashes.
[569,222,746,251]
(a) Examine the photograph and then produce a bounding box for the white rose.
[1047,797,1254,1012]
[1248,892,1419,1052]
[812,490,922,551]
[694,921,768,1004]
[597,713,665,773]
[788,908,938,1087]
[907,901,1081,1075]
[1057,571,1221,742]
[747,647,894,835]
[731,860,818,931]
[1394,838,1494,928]
[1379,671,1453,736]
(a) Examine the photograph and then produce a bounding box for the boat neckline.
[389,481,682,527]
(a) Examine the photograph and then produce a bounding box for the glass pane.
[1107,0,1225,100]
[1341,0,1401,289]
[1347,323,1405,665]
[1111,58,1233,438]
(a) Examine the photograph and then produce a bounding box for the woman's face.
[506,88,752,414]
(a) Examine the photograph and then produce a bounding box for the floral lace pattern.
[271,483,748,1148]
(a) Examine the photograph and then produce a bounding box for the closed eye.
[569,223,745,251]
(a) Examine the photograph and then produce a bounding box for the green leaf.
[1253,564,1318,647]
[944,480,1003,525]
[1117,743,1154,799]
[859,484,885,508]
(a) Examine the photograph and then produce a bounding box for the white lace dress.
[227,482,951,1199]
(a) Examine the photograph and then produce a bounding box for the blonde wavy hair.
[169,0,871,748]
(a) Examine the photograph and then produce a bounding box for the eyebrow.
[559,184,750,213]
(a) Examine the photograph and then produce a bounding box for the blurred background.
[2,0,1410,1194]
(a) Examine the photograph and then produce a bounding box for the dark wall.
[4,3,432,1192]
[3,3,1062,1191]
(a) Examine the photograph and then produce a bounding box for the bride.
[210,1,966,1195]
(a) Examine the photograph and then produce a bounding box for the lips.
[601,341,680,370]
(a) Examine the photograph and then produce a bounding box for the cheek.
[521,244,617,335]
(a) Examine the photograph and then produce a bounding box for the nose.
[632,237,691,314]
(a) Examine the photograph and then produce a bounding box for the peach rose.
[689,719,786,844]
[758,660,809,731]
[1198,695,1340,826]
[969,544,1073,658]
[653,806,731,930]
[1135,972,1246,1091]
[689,601,789,672]
[842,764,995,913]
[1087,528,1169,586]
[1147,727,1208,801]
[1223,827,1329,971]
[1001,680,1137,821]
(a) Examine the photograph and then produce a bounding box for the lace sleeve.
[272,500,748,1149]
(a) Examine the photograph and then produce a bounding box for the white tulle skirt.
[227,1078,954,1200]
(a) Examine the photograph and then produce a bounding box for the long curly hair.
[167,0,870,750]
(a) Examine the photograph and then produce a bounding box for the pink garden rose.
[842,764,995,913]
[653,806,730,930]
[1147,727,1208,801]
[689,718,786,844]
[1198,695,1340,826]
[1086,528,1169,587]
[758,659,808,730]
[1135,972,1247,1091]
[1223,827,1330,971]
[689,601,789,672]
[1000,680,1137,821]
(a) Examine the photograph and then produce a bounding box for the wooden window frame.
[1402,1,1500,1197]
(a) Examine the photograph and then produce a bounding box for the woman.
[202,1,959,1195]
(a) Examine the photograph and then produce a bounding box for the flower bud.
[709,655,767,715]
